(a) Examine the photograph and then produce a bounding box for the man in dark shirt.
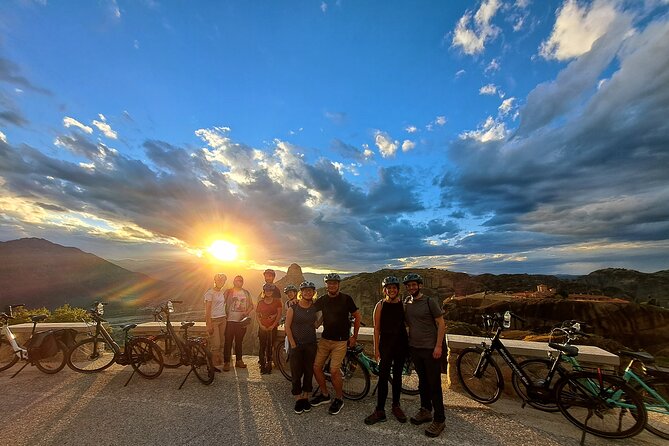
[310,273,361,415]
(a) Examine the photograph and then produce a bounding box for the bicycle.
[67,302,164,386]
[153,300,215,388]
[456,312,647,441]
[0,304,68,377]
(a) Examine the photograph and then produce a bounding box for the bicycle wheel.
[34,340,67,374]
[190,342,215,385]
[555,371,647,439]
[67,337,116,373]
[511,358,561,412]
[635,378,669,439]
[341,355,370,400]
[456,347,503,404]
[129,338,164,379]
[153,333,182,368]
[0,336,19,372]
[274,339,291,381]
[396,358,419,396]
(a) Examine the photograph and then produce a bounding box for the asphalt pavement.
[1,357,663,446]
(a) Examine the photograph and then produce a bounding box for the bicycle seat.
[618,350,655,364]
[548,342,579,357]
[121,323,138,332]
[31,315,48,323]
[180,321,195,329]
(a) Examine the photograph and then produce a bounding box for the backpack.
[54,328,78,350]
[25,330,59,362]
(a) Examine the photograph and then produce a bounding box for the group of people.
[204,270,447,438]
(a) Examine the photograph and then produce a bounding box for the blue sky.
[1,0,668,275]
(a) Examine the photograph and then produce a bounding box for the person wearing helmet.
[204,273,227,368]
[310,272,361,415]
[222,275,254,371]
[283,285,299,310]
[285,281,319,414]
[403,273,446,437]
[365,276,409,425]
[256,283,283,374]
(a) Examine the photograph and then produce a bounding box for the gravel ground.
[1,357,663,446]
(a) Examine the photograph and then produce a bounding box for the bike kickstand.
[179,367,194,390]
[10,361,29,379]
[124,368,137,387]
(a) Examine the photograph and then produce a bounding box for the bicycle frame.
[1,323,27,359]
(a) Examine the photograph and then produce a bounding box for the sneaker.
[391,404,407,423]
[364,410,387,425]
[309,392,331,407]
[425,421,446,438]
[410,408,433,425]
[328,398,344,415]
[302,399,311,413]
[222,362,231,372]
[294,399,305,414]
[236,360,247,368]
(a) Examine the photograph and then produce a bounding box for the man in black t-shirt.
[310,273,361,415]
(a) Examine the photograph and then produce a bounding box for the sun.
[207,240,238,262]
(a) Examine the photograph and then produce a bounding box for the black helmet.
[263,283,277,292]
[402,273,423,285]
[382,276,400,287]
[283,285,298,293]
[324,273,341,283]
[299,281,316,290]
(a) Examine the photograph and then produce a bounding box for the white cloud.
[460,116,508,142]
[435,116,447,126]
[485,58,501,73]
[405,125,418,133]
[451,0,502,55]
[498,97,516,116]
[374,131,399,158]
[0,130,7,143]
[92,116,118,139]
[479,83,498,95]
[540,0,620,61]
[363,148,374,159]
[321,1,327,13]
[401,140,416,152]
[63,117,93,134]
[455,69,466,78]
[134,40,140,49]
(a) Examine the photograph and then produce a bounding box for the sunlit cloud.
[401,140,416,152]
[451,0,501,55]
[498,97,515,116]
[92,114,118,139]
[374,130,398,158]
[459,116,507,142]
[0,131,6,143]
[63,116,93,134]
[405,125,418,133]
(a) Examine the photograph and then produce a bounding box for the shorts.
[314,338,348,371]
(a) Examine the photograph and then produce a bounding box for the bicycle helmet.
[324,273,341,283]
[382,276,400,287]
[284,285,298,293]
[299,281,316,290]
[402,273,423,285]
[263,283,277,292]
[214,273,227,282]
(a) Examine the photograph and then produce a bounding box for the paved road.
[1,357,663,446]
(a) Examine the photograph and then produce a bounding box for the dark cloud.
[329,138,366,161]
[0,110,28,127]
[0,57,51,95]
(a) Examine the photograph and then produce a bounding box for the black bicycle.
[456,312,647,441]
[67,302,164,386]
[153,300,215,388]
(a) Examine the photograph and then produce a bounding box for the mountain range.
[1,238,667,314]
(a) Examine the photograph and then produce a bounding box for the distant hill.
[0,238,172,310]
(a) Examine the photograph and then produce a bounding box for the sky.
[1,0,668,275]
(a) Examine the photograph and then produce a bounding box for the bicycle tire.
[395,358,419,396]
[555,371,647,439]
[34,340,67,374]
[511,358,561,412]
[341,355,370,401]
[190,342,215,385]
[456,347,503,404]
[0,336,19,372]
[153,333,182,368]
[274,339,291,381]
[633,378,669,439]
[129,337,164,379]
[67,337,116,373]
